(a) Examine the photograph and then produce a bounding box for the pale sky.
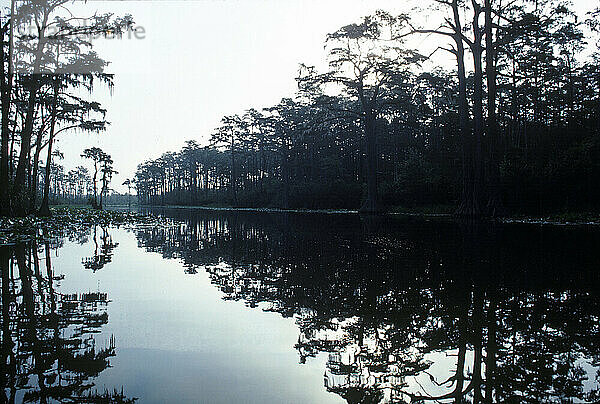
[47,0,594,192]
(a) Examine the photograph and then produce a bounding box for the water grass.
[0,207,162,245]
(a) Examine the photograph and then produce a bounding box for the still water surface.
[2,208,599,403]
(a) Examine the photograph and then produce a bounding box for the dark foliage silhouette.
[135,1,600,217]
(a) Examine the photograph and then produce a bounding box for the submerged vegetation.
[0,206,161,244]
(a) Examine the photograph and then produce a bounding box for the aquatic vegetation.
[0,207,163,245]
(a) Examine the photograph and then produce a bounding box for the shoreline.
[0,207,165,245]
[2,205,599,245]
[137,204,600,227]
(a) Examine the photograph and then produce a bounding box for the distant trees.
[210,115,246,205]
[35,153,109,206]
[41,163,129,206]
[81,147,103,207]
[99,152,116,210]
[123,178,133,208]
[135,97,364,209]
[81,147,114,210]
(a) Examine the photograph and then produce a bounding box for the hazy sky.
[50,0,593,192]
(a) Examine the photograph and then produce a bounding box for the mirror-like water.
[2,208,599,403]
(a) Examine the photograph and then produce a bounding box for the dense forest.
[136,1,600,216]
[0,0,132,217]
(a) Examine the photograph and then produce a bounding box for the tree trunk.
[281,137,290,209]
[485,0,504,217]
[259,137,265,194]
[456,0,485,218]
[0,245,13,399]
[38,79,60,217]
[472,288,484,403]
[13,84,38,215]
[359,111,380,213]
[0,22,12,216]
[16,244,49,400]
[38,138,55,216]
[92,161,98,208]
[455,311,468,404]
[204,166,209,196]
[29,128,45,211]
[99,174,105,210]
[230,137,237,205]
[13,15,48,217]
[472,8,484,218]
[453,0,475,219]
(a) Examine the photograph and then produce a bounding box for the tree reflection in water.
[82,226,119,272]
[137,209,600,403]
[0,237,135,403]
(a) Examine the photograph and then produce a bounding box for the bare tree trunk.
[472,288,484,403]
[230,136,237,205]
[16,244,49,402]
[29,129,44,211]
[485,0,504,216]
[452,0,475,219]
[0,22,12,216]
[259,137,265,194]
[38,79,59,217]
[13,85,38,215]
[204,166,209,196]
[360,111,380,213]
[13,14,48,217]
[471,3,484,218]
[281,136,290,209]
[100,174,105,210]
[94,163,99,207]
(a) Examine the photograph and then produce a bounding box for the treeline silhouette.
[136,1,600,216]
[0,239,135,403]
[135,208,600,403]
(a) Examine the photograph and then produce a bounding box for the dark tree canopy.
[135,1,600,217]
